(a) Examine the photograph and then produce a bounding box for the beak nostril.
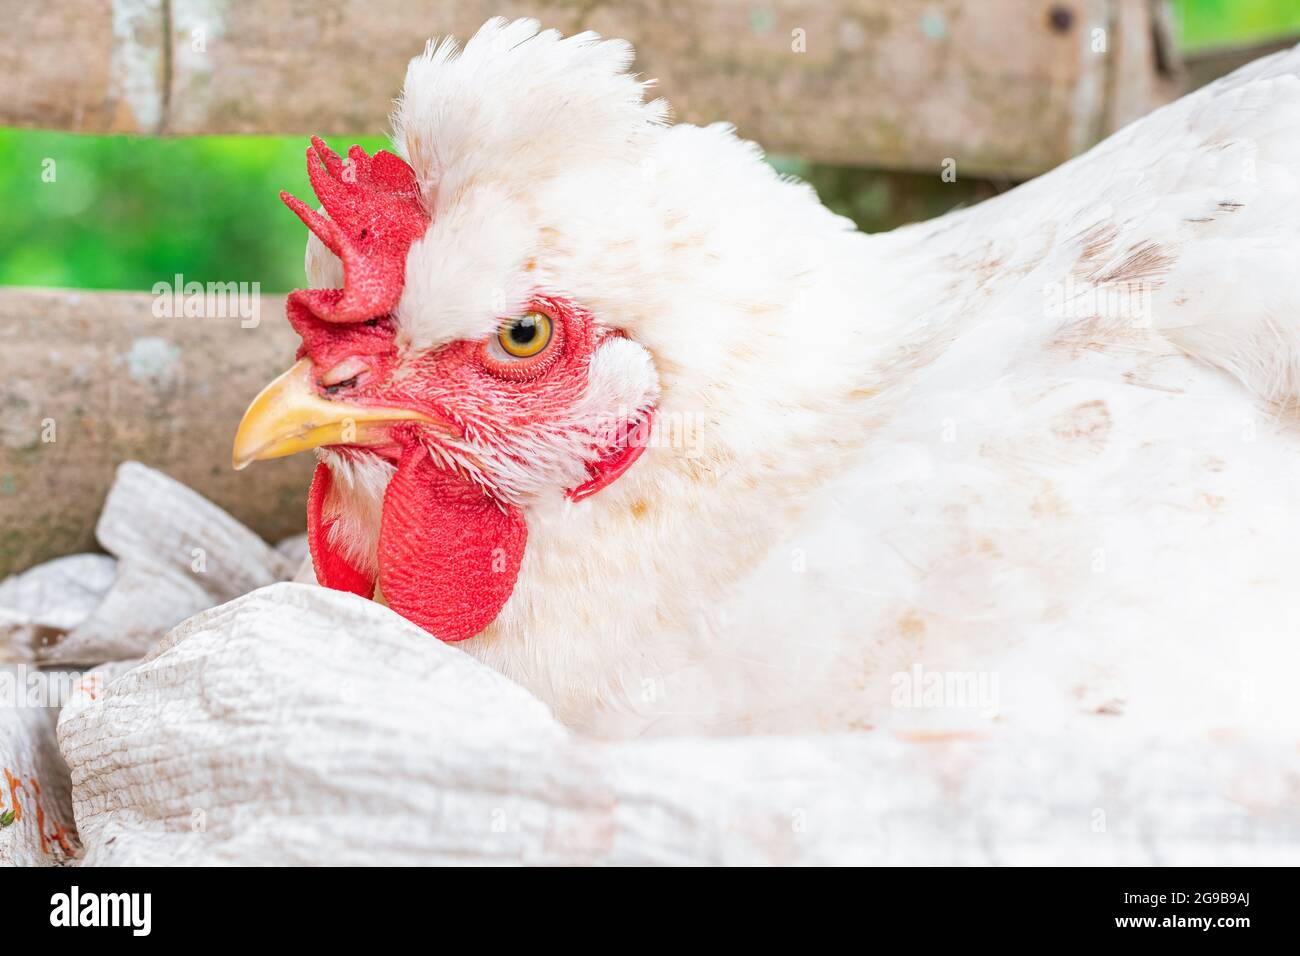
[318,356,370,389]
[232,357,443,470]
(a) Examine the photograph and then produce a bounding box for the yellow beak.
[232,359,436,470]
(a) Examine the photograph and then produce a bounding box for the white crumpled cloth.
[0,462,299,864]
[3,463,1299,865]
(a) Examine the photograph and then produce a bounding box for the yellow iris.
[497,312,553,358]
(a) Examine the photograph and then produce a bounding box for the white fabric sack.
[0,555,116,665]
[0,462,298,865]
[0,670,79,865]
[39,462,297,667]
[57,583,1300,865]
[4,462,1300,865]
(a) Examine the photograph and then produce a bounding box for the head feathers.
[391,17,668,212]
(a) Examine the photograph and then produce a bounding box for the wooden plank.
[0,0,1182,177]
[1105,0,1185,135]
[0,288,311,577]
[1183,34,1300,90]
[1,0,167,134]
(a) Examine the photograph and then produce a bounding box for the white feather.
[317,21,1300,741]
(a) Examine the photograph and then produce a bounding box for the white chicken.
[235,18,1300,740]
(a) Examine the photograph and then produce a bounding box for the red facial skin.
[297,295,612,461]
[283,138,651,642]
[303,297,644,642]
[328,297,596,441]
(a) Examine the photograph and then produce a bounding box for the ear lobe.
[566,335,660,502]
[568,409,654,502]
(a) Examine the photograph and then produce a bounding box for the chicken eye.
[497,312,552,358]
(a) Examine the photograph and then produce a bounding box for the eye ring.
[496,312,553,358]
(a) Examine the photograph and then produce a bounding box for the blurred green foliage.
[1174,0,1300,50]
[0,129,388,293]
[0,1,1296,293]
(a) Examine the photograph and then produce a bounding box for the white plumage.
[308,19,1300,740]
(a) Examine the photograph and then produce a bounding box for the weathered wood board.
[2,0,1181,177]
[1184,34,1300,90]
[0,289,311,576]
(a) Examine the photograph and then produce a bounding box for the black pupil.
[510,317,539,345]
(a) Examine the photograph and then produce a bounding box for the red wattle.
[307,462,378,598]
[377,444,528,642]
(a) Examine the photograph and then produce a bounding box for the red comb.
[281,136,430,323]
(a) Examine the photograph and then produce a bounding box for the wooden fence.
[0,0,1293,575]
[0,289,312,574]
[9,0,1182,175]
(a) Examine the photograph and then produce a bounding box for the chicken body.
[249,20,1300,739]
